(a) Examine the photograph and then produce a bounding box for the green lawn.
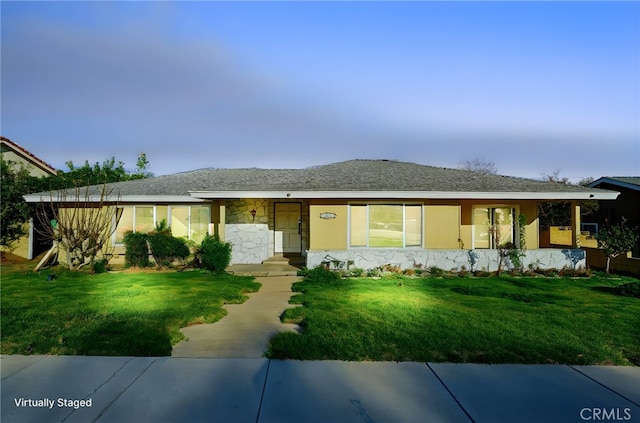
[1,264,260,356]
[268,269,640,365]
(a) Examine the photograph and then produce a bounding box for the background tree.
[459,158,497,175]
[595,217,639,274]
[1,156,33,249]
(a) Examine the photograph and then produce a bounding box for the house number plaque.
[319,212,337,220]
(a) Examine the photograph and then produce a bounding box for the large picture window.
[114,205,210,245]
[114,206,155,244]
[169,205,210,244]
[349,204,422,248]
[473,207,515,249]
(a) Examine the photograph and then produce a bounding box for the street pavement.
[2,355,639,423]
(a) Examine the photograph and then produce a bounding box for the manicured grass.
[268,269,640,365]
[1,264,260,356]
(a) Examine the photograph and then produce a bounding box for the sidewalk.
[2,355,639,423]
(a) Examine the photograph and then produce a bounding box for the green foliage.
[92,258,109,274]
[596,217,640,273]
[147,227,190,268]
[428,266,444,277]
[0,156,32,249]
[200,234,232,274]
[304,265,342,284]
[123,231,150,268]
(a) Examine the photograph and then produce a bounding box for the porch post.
[218,201,226,241]
[571,201,581,248]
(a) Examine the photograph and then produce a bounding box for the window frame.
[348,202,424,249]
[112,205,157,246]
[168,204,211,243]
[472,205,519,249]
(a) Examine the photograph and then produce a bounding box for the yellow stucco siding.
[520,201,539,249]
[308,204,348,250]
[424,205,461,249]
[0,150,55,178]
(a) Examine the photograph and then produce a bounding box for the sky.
[1,1,639,181]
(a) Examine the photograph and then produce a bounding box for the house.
[24,159,619,271]
[1,136,57,259]
[586,177,640,269]
[1,136,57,178]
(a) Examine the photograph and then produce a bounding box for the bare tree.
[36,184,119,270]
[459,158,497,175]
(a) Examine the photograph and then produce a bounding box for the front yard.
[267,269,640,365]
[0,263,260,356]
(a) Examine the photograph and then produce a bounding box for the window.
[114,206,155,244]
[115,205,211,245]
[170,205,210,244]
[349,204,422,248]
[473,207,515,249]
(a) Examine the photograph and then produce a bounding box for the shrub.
[349,267,365,278]
[304,265,341,284]
[200,234,232,274]
[123,231,150,268]
[428,266,444,277]
[147,232,190,268]
[92,257,109,274]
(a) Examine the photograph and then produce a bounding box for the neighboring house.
[1,136,57,259]
[24,159,619,271]
[587,177,640,258]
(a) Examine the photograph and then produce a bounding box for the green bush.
[200,234,232,274]
[123,231,150,268]
[304,265,342,284]
[147,232,190,268]
[92,258,109,274]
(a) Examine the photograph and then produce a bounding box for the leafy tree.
[0,156,33,249]
[595,217,639,274]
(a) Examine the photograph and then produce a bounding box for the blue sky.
[2,1,639,181]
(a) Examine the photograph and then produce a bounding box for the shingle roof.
[588,176,640,192]
[25,159,619,201]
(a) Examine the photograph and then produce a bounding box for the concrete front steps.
[226,255,301,277]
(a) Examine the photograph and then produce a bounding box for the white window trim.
[348,202,424,249]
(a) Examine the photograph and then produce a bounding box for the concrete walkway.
[2,356,639,423]
[171,275,301,358]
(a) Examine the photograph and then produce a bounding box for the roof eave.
[24,194,203,203]
[189,190,620,200]
[588,177,640,192]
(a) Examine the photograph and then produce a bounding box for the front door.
[275,203,301,253]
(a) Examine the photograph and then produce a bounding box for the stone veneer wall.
[226,199,270,224]
[306,249,586,271]
[226,224,270,264]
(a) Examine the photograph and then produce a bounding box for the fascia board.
[189,190,620,200]
[24,194,202,203]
